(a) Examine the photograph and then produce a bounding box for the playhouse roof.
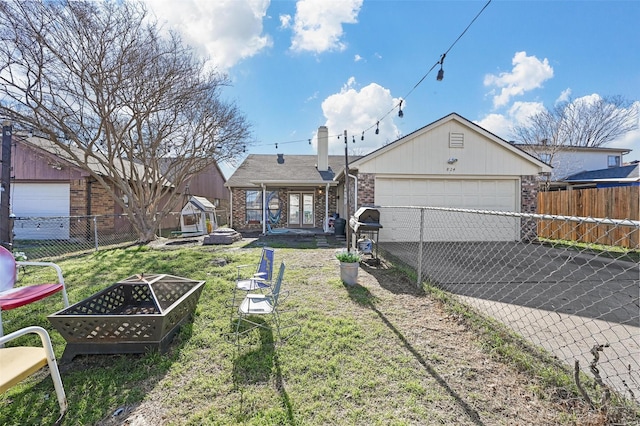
[184,196,215,213]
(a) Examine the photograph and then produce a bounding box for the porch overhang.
[247,180,338,187]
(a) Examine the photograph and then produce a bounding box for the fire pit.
[48,273,205,362]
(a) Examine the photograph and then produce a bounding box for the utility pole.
[343,130,351,252]
[1,122,12,250]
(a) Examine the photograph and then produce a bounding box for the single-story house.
[225,126,360,233]
[9,133,228,239]
[563,162,640,188]
[226,113,552,241]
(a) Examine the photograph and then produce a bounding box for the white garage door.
[375,178,520,242]
[12,183,70,240]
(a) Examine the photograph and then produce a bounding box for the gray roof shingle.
[226,154,361,187]
[565,164,639,182]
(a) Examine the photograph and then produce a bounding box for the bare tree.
[511,95,638,189]
[0,1,251,242]
[513,95,638,149]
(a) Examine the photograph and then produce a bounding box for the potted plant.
[336,250,360,285]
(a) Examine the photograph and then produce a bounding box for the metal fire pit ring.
[48,273,205,363]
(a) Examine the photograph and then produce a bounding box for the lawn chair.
[0,326,68,424]
[227,247,275,316]
[231,261,298,346]
[0,246,69,339]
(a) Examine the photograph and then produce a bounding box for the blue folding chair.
[227,247,275,317]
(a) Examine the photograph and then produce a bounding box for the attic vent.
[277,153,284,164]
[449,132,464,148]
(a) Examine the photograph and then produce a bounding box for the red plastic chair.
[0,246,69,338]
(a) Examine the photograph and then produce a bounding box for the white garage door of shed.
[375,178,520,242]
[12,183,70,240]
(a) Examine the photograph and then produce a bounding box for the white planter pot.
[339,261,359,285]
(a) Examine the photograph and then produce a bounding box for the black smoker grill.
[349,207,383,264]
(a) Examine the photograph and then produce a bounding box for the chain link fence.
[369,206,639,411]
[10,209,229,260]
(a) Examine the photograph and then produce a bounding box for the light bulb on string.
[437,53,446,81]
[275,143,278,149]
[361,131,364,141]
[398,100,404,118]
[375,121,379,135]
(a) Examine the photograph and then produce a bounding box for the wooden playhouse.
[179,196,217,236]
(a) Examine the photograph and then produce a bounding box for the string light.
[437,53,446,81]
[243,0,491,153]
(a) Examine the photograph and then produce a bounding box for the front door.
[288,193,314,227]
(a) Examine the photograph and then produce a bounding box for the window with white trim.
[608,155,620,168]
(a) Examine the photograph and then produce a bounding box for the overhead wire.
[251,0,492,149]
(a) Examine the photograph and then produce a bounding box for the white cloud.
[555,88,571,104]
[290,0,363,53]
[611,101,640,161]
[279,14,292,29]
[354,54,363,62]
[143,0,272,70]
[475,101,545,140]
[319,78,401,154]
[484,51,554,108]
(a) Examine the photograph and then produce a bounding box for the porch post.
[262,184,266,235]
[324,183,330,232]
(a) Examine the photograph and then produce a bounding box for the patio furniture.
[0,326,68,423]
[227,247,275,316]
[48,273,205,362]
[0,245,69,339]
[230,261,298,346]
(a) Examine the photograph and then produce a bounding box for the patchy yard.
[1,235,632,425]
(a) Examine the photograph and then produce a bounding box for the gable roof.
[226,153,361,188]
[346,112,550,175]
[22,134,168,185]
[185,196,216,212]
[564,163,639,183]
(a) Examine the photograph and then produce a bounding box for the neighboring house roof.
[512,144,631,155]
[564,163,639,183]
[225,154,361,188]
[346,112,551,175]
[23,135,161,184]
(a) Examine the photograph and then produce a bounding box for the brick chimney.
[317,125,328,172]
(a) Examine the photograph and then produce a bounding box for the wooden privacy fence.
[537,186,639,249]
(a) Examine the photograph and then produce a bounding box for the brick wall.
[357,173,375,207]
[231,187,337,231]
[520,175,539,241]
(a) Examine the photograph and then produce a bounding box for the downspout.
[348,173,358,212]
[262,184,266,235]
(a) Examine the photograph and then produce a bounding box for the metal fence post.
[93,216,99,251]
[417,207,424,288]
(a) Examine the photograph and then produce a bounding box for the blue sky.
[144,0,640,177]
